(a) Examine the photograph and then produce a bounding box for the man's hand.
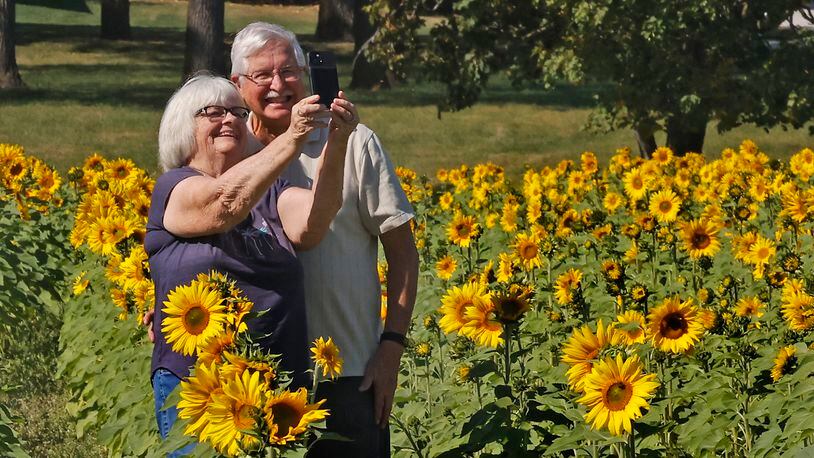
[358,340,404,428]
[142,309,155,343]
[328,90,358,138]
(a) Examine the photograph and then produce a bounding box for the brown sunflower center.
[10,163,24,177]
[660,312,688,339]
[659,200,673,212]
[456,224,470,237]
[271,402,302,437]
[632,178,643,189]
[691,231,711,249]
[605,381,633,411]
[183,306,210,335]
[521,243,538,260]
[756,247,770,260]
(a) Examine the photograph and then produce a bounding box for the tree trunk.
[183,0,225,79]
[666,114,707,155]
[100,0,131,40]
[633,124,658,158]
[316,0,354,41]
[349,0,389,89]
[0,0,23,88]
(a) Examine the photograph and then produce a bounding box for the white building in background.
[779,2,814,30]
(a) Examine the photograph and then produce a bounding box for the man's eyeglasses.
[195,106,250,120]
[240,66,303,86]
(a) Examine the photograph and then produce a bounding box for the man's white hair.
[158,74,244,171]
[231,22,306,78]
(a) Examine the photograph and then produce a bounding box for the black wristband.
[380,331,406,346]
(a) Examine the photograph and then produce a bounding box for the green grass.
[1,0,812,178]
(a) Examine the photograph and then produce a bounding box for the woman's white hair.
[158,74,244,171]
[230,22,306,78]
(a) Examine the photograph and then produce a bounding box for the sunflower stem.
[424,355,432,416]
[389,413,425,458]
[503,324,513,385]
[435,327,446,382]
[311,361,320,405]
[628,428,636,458]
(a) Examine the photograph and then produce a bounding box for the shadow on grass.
[11,23,601,110]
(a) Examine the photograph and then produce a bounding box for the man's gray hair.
[231,22,306,78]
[158,74,244,171]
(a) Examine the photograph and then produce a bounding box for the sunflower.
[311,336,343,379]
[512,232,543,271]
[603,192,624,214]
[648,188,681,224]
[435,255,457,281]
[561,320,624,393]
[781,288,814,331]
[439,192,454,211]
[119,245,149,291]
[601,260,623,282]
[500,204,519,233]
[771,346,797,382]
[264,388,329,445]
[492,284,532,324]
[446,213,479,247]
[554,268,582,305]
[580,151,599,174]
[578,354,659,436]
[647,297,704,354]
[198,330,236,367]
[220,351,278,388]
[96,215,134,256]
[735,297,765,319]
[162,280,228,356]
[614,311,646,344]
[622,168,648,201]
[496,252,514,283]
[178,361,223,437]
[438,282,490,334]
[746,235,776,267]
[462,297,503,348]
[73,271,90,296]
[203,370,265,456]
[679,218,721,259]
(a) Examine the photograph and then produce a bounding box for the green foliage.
[366,1,814,151]
[57,259,158,457]
[0,395,29,458]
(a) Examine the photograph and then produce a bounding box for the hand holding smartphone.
[308,51,340,109]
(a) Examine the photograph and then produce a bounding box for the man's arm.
[358,221,419,428]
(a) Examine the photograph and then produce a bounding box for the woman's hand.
[329,91,359,138]
[288,95,329,141]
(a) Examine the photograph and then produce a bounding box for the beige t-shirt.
[277,124,414,378]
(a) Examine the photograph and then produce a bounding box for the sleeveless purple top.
[145,167,308,386]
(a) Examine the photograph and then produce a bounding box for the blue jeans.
[152,368,197,458]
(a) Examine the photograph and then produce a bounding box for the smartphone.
[308,51,340,109]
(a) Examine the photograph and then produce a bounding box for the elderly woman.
[145,74,357,446]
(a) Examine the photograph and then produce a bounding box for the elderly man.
[230,22,419,457]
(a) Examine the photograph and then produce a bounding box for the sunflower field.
[3,140,814,457]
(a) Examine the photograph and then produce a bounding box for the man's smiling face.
[236,40,307,135]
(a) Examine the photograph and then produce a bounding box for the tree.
[366,1,814,155]
[316,0,390,89]
[100,0,130,40]
[316,0,354,41]
[0,0,23,88]
[350,0,391,89]
[183,0,225,79]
